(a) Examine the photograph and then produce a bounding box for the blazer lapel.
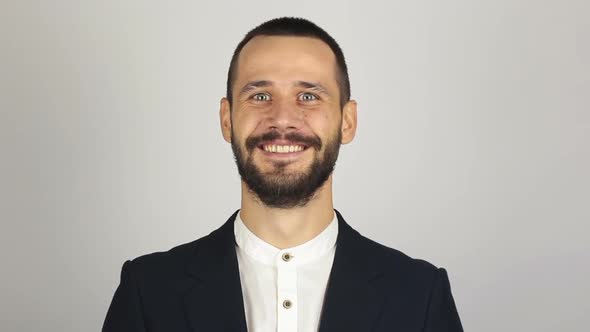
[319,210,387,332]
[182,211,248,332]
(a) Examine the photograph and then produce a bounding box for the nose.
[266,98,303,131]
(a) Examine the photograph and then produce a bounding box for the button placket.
[277,251,297,332]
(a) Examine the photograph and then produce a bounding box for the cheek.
[305,111,339,136]
[232,114,259,140]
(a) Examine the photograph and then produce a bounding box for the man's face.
[220,36,357,208]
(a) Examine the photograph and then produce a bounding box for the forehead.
[235,36,338,88]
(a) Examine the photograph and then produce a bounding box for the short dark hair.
[226,17,350,107]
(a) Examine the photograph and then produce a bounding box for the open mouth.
[257,142,310,155]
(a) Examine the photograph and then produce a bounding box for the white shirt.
[234,212,338,332]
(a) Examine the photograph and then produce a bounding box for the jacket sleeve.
[423,268,464,332]
[102,260,147,332]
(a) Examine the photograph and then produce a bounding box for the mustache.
[245,131,322,151]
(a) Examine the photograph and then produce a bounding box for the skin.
[219,36,357,249]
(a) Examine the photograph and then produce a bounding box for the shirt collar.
[234,210,338,266]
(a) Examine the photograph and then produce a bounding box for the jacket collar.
[318,209,387,331]
[183,210,386,332]
[183,210,247,332]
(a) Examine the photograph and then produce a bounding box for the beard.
[231,128,341,209]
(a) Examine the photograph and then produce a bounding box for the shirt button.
[282,299,293,309]
[282,252,293,262]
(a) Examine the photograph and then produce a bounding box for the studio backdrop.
[1,1,588,331]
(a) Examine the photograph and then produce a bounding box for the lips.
[246,131,321,154]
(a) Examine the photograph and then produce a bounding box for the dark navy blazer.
[103,210,463,331]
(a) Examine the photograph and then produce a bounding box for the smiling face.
[220,35,357,208]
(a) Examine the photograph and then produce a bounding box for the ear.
[220,97,232,143]
[340,100,357,144]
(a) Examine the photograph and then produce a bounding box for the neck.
[239,176,335,249]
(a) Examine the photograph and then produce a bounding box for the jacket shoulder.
[356,231,442,283]
[122,230,216,281]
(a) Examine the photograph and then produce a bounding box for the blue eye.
[252,93,271,101]
[299,92,318,101]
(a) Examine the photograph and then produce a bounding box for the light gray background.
[1,0,588,331]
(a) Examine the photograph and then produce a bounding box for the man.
[103,17,463,332]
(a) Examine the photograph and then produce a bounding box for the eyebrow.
[295,81,330,95]
[239,80,273,96]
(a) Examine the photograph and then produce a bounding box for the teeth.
[263,145,304,153]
